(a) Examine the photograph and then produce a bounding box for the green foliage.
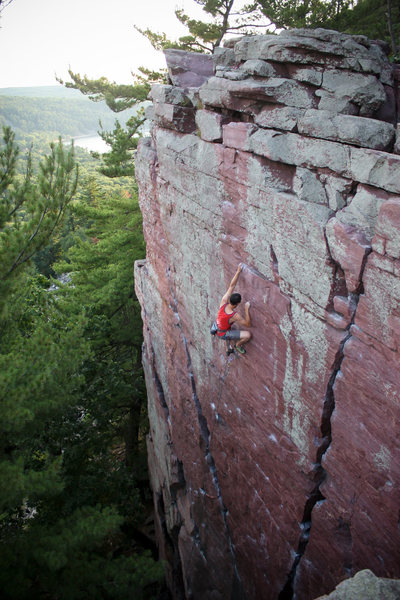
[0,504,164,599]
[56,68,162,177]
[0,273,89,511]
[97,113,145,178]
[256,0,346,29]
[0,127,78,308]
[327,0,400,54]
[136,0,271,52]
[57,69,158,113]
[135,0,399,56]
[0,129,163,599]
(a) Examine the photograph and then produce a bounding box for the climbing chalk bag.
[210,321,218,335]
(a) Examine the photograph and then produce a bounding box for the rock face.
[135,29,400,600]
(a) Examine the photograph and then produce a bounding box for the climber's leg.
[224,329,240,355]
[235,330,251,349]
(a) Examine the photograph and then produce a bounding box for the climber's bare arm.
[219,264,242,307]
[231,302,251,327]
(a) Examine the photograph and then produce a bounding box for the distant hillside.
[0,93,139,138]
[0,86,88,99]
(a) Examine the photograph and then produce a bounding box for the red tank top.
[216,303,236,337]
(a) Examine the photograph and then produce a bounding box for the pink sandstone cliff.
[134,28,400,600]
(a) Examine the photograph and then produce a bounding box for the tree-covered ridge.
[0,95,130,137]
[0,85,86,98]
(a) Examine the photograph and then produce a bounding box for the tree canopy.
[0,126,163,599]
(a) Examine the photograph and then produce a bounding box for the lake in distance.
[72,134,109,153]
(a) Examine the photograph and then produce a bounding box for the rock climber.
[216,263,252,355]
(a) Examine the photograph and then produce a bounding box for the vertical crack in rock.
[166,268,246,599]
[149,340,187,598]
[278,239,372,600]
[152,346,170,418]
[156,493,186,600]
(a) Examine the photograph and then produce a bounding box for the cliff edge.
[134,28,400,600]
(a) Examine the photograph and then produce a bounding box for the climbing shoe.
[235,346,246,355]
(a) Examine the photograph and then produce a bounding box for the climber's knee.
[240,330,251,343]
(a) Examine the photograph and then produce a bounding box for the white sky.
[0,0,206,88]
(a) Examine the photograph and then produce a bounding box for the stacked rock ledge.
[138,27,400,600]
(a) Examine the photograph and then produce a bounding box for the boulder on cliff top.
[199,75,317,110]
[234,29,392,83]
[315,569,400,599]
[163,48,214,87]
[298,109,395,150]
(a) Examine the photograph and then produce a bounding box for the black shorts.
[221,329,241,341]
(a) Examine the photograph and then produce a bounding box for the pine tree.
[0,131,163,599]
[135,0,271,52]
[55,178,147,465]
[0,126,78,309]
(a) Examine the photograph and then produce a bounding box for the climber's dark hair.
[230,293,241,306]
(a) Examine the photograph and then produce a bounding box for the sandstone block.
[144,104,155,122]
[234,29,390,76]
[321,69,386,115]
[335,184,390,240]
[333,295,357,321]
[212,46,236,69]
[244,188,335,310]
[150,84,191,106]
[321,174,353,211]
[255,105,304,131]
[316,90,358,115]
[368,43,395,85]
[240,59,280,77]
[325,218,371,292]
[373,198,400,259]
[316,569,400,600]
[249,128,350,175]
[163,48,214,87]
[154,102,196,133]
[349,147,400,194]
[326,311,350,329]
[355,252,400,349]
[214,66,248,80]
[199,76,317,110]
[195,109,229,142]
[298,109,395,150]
[293,167,328,204]
[249,128,400,195]
[394,124,400,154]
[222,122,258,151]
[286,64,323,86]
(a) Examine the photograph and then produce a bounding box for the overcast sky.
[0,0,205,88]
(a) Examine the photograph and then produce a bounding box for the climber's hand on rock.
[245,301,251,309]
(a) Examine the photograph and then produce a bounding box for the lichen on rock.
[135,27,400,600]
